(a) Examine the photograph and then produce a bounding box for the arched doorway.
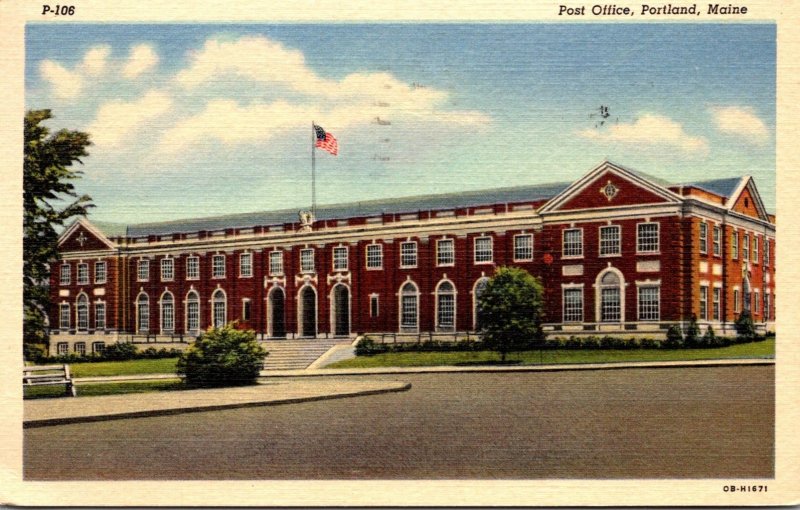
[331,284,350,337]
[299,285,317,338]
[268,286,286,338]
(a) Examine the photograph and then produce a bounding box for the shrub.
[665,324,684,348]
[735,310,756,342]
[102,341,139,361]
[176,324,267,388]
[684,315,700,347]
[700,325,716,347]
[23,343,47,363]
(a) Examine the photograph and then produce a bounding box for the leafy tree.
[477,266,545,362]
[23,110,92,347]
[735,310,757,342]
[177,324,268,388]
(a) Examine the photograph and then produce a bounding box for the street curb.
[24,382,412,429]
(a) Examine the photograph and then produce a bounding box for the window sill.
[513,258,534,263]
[366,267,383,271]
[598,254,621,258]
[561,255,584,260]
[635,252,660,256]
[474,261,495,265]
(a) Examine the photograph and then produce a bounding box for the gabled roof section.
[538,160,682,214]
[727,176,770,221]
[682,177,744,199]
[58,218,117,251]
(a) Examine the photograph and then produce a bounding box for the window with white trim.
[137,294,149,332]
[563,287,583,323]
[212,290,226,328]
[638,286,660,321]
[59,303,70,329]
[95,302,105,330]
[269,251,283,275]
[92,342,105,354]
[400,282,418,331]
[242,298,251,321]
[186,291,200,333]
[764,238,770,267]
[637,223,659,253]
[94,261,107,284]
[599,272,621,322]
[712,226,721,256]
[699,286,708,320]
[754,290,760,313]
[765,293,771,320]
[137,259,150,282]
[699,222,708,254]
[437,239,455,266]
[239,253,253,277]
[76,294,88,331]
[77,263,89,285]
[734,289,740,313]
[712,287,721,321]
[732,232,739,260]
[212,254,226,278]
[514,234,533,261]
[436,281,456,331]
[60,263,70,285]
[400,242,417,268]
[752,236,759,263]
[563,228,583,257]
[57,343,68,356]
[161,293,175,333]
[370,295,379,317]
[186,256,199,280]
[743,234,750,260]
[75,342,86,355]
[366,244,382,269]
[333,247,348,271]
[474,236,493,264]
[300,249,315,273]
[599,225,621,256]
[161,258,174,281]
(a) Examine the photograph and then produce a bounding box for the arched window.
[298,285,317,337]
[473,277,489,330]
[597,269,623,322]
[212,289,226,328]
[186,291,200,334]
[160,292,175,333]
[136,293,150,333]
[400,282,419,333]
[76,293,89,331]
[268,286,286,338]
[436,280,456,332]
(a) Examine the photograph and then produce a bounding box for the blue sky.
[25,23,776,224]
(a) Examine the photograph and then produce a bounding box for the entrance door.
[300,286,316,337]
[269,287,286,338]
[332,284,350,337]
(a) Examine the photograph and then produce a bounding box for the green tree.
[24,110,93,348]
[735,310,757,342]
[177,324,268,388]
[477,266,545,362]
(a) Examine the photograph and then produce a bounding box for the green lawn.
[57,357,179,378]
[24,379,185,399]
[326,338,775,369]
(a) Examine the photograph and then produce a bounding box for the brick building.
[47,161,776,355]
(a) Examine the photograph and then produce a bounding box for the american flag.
[314,124,338,156]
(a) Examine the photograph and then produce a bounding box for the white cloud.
[710,106,769,144]
[39,60,83,99]
[81,45,111,76]
[578,114,708,155]
[122,44,159,79]
[87,90,172,148]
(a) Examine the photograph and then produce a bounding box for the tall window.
[474,278,489,330]
[161,258,174,281]
[186,291,200,333]
[753,290,760,313]
[514,234,534,261]
[563,287,583,323]
[269,251,283,275]
[366,244,383,269]
[333,246,348,271]
[436,281,456,331]
[764,238,770,267]
[212,290,226,328]
[95,302,106,330]
[76,294,89,331]
[400,282,418,332]
[765,293,771,320]
[712,287,721,321]
[638,286,660,321]
[563,228,583,257]
[599,272,621,322]
[59,303,70,329]
[300,249,315,273]
[186,256,199,280]
[732,232,739,260]
[474,236,493,264]
[712,226,721,256]
[599,226,621,256]
[400,242,417,268]
[137,259,150,282]
[752,236,759,263]
[77,263,89,285]
[743,234,750,260]
[437,239,455,266]
[242,299,252,321]
[699,222,708,254]
[637,223,659,253]
[60,263,70,285]
[699,286,708,320]
[137,293,149,332]
[734,289,740,313]
[239,253,253,277]
[161,293,175,333]
[212,254,226,278]
[94,261,107,284]
[370,295,379,317]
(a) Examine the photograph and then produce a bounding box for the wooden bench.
[23,364,76,397]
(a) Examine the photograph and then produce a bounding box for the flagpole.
[311,121,316,218]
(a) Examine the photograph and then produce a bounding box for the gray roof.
[681,177,743,199]
[101,181,571,238]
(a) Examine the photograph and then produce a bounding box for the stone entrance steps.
[260,338,346,370]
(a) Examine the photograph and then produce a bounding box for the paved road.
[24,366,774,480]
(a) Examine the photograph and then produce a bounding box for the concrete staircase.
[260,338,345,371]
